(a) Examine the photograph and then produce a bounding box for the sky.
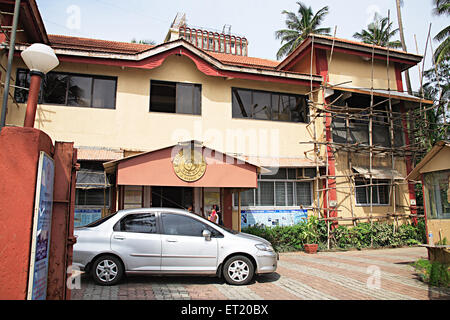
[35,0,448,91]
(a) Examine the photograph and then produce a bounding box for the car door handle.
[114,235,126,240]
[166,239,178,243]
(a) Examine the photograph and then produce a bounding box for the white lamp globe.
[21,43,59,74]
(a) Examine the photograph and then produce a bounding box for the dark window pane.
[290,96,308,123]
[286,182,294,206]
[75,189,110,206]
[275,182,286,206]
[259,181,274,206]
[150,81,176,113]
[304,168,316,178]
[373,124,391,147]
[241,189,255,206]
[43,73,68,105]
[272,95,291,121]
[176,83,201,115]
[378,181,390,204]
[68,76,92,107]
[261,168,287,180]
[14,69,30,103]
[371,186,379,204]
[296,182,311,206]
[119,213,157,234]
[253,91,271,120]
[232,89,252,118]
[355,180,368,204]
[161,213,208,237]
[92,78,116,109]
[288,169,297,180]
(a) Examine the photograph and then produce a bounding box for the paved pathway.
[70,247,450,300]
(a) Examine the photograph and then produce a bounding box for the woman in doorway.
[208,206,219,224]
[213,204,223,226]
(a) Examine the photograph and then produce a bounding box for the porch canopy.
[104,141,260,189]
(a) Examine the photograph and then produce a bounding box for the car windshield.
[81,212,118,228]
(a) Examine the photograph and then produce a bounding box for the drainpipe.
[0,0,21,132]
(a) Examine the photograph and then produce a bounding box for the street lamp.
[21,43,59,128]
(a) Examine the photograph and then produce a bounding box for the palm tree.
[275,1,331,60]
[353,13,402,48]
[432,0,450,63]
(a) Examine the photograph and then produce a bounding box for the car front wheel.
[91,255,123,286]
[223,255,254,286]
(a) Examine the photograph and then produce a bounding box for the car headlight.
[255,243,274,252]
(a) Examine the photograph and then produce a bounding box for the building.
[0,1,433,232]
[407,141,450,244]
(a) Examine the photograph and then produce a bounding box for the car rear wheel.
[91,255,123,286]
[223,255,254,286]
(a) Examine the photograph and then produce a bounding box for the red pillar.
[0,127,53,300]
[315,48,338,227]
[395,65,418,224]
[24,72,43,128]
[223,189,233,230]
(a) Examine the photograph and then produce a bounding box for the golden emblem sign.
[172,149,207,182]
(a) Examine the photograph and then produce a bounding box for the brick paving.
[70,247,450,300]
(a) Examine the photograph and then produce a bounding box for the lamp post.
[21,43,59,128]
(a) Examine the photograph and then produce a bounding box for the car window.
[82,212,117,228]
[115,213,158,234]
[161,213,218,237]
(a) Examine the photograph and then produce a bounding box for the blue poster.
[28,152,55,300]
[74,209,102,227]
[241,209,308,228]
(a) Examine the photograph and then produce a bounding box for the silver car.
[73,208,278,286]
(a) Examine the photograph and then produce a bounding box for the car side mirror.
[202,229,212,241]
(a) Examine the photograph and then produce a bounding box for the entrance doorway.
[152,187,193,210]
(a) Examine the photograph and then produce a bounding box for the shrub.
[412,259,450,287]
[242,218,426,252]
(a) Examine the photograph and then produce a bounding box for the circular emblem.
[172,149,207,182]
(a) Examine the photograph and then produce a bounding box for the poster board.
[241,209,308,228]
[74,209,103,227]
[27,152,55,300]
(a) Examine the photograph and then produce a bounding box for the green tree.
[432,0,450,63]
[131,38,156,45]
[353,13,402,48]
[275,1,331,60]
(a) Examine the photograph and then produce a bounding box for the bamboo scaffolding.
[303,18,433,249]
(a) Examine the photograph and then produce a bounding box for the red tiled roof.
[208,52,279,69]
[47,34,281,69]
[311,34,421,57]
[48,34,154,55]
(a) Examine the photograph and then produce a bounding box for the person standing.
[208,206,219,224]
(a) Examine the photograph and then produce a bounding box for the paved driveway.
[70,247,450,300]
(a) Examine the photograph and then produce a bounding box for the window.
[76,189,110,207]
[150,80,201,115]
[123,186,143,209]
[14,69,117,109]
[161,213,210,237]
[331,93,405,148]
[234,168,313,207]
[232,88,309,123]
[115,213,158,234]
[355,179,390,205]
[424,170,450,220]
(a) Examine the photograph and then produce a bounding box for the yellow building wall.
[5,55,321,160]
[327,51,400,91]
[334,152,411,224]
[420,147,450,175]
[428,220,450,244]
